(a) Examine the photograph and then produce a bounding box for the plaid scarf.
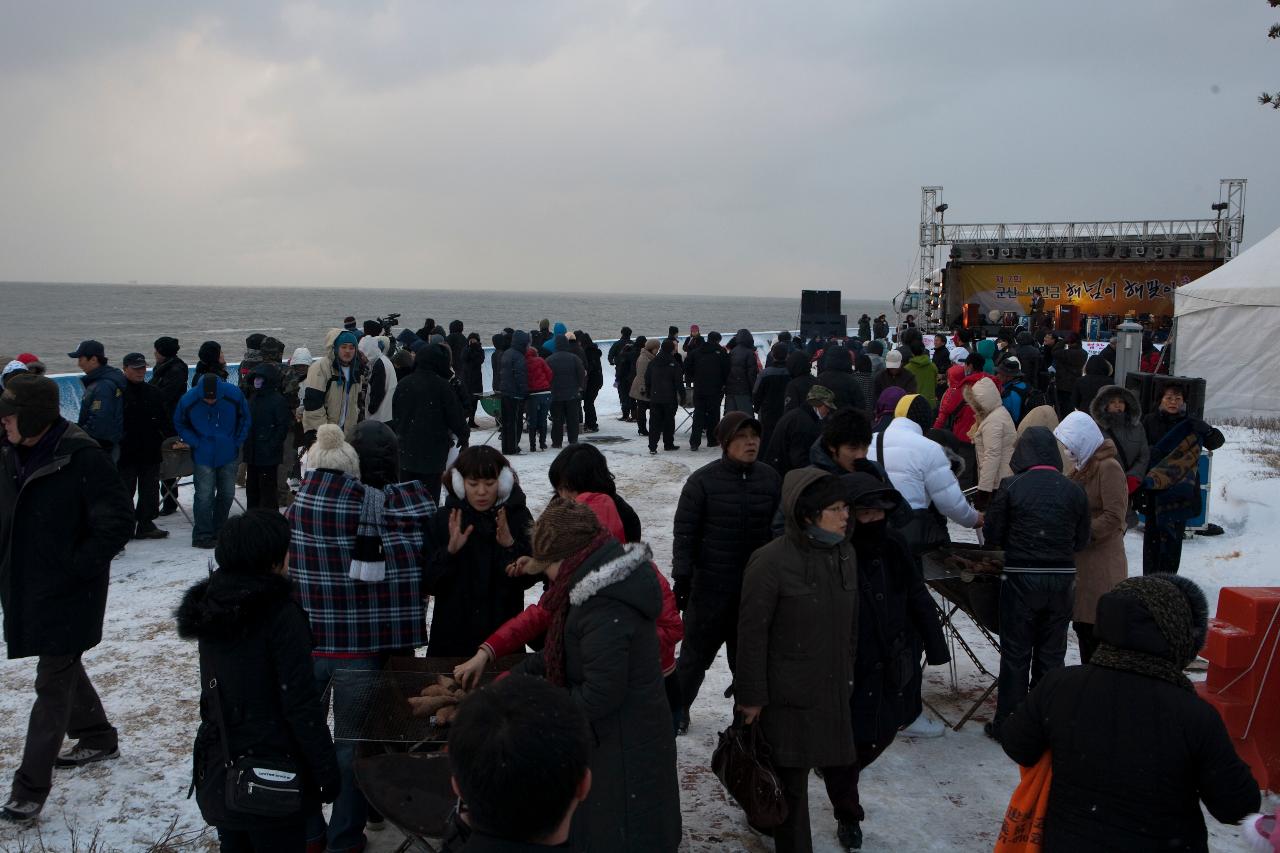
[543,530,613,687]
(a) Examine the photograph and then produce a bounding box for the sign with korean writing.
[952,261,1219,316]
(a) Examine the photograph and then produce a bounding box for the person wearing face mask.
[422,446,534,657]
[1138,383,1224,576]
[302,329,369,445]
[841,473,948,849]
[736,469,860,853]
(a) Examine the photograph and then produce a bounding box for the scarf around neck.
[542,530,613,687]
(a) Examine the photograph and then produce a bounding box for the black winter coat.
[0,422,133,659]
[763,404,823,478]
[1073,355,1114,413]
[781,351,815,412]
[1052,343,1086,400]
[607,337,632,375]
[518,541,681,853]
[615,343,641,396]
[752,365,789,445]
[724,330,758,396]
[242,365,293,467]
[422,486,534,656]
[579,337,605,394]
[985,428,1090,570]
[120,379,174,466]
[150,355,190,421]
[816,348,866,413]
[1001,665,1260,852]
[685,342,730,400]
[612,493,642,543]
[672,456,781,596]
[461,341,486,395]
[644,351,684,406]
[392,351,468,475]
[489,335,507,395]
[176,572,339,831]
[498,331,530,399]
[849,520,948,750]
[446,331,467,372]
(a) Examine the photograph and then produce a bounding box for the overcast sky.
[1,1,1276,298]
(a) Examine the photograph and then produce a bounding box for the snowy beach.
[0,406,1275,852]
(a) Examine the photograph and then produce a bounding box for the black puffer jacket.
[489,334,507,394]
[518,542,681,853]
[751,363,790,444]
[176,572,339,831]
[724,330,758,396]
[1073,355,1114,413]
[546,336,586,403]
[0,421,134,659]
[815,347,866,413]
[672,456,781,596]
[120,378,174,466]
[149,355,190,421]
[781,351,815,412]
[422,480,534,656]
[984,427,1090,570]
[685,341,730,401]
[1090,385,1150,478]
[392,346,468,475]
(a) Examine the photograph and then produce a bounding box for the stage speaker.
[800,290,842,316]
[1056,304,1079,331]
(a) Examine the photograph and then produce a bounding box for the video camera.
[375,313,401,335]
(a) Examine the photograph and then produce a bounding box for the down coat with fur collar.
[517,540,682,853]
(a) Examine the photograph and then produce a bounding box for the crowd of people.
[0,312,1260,853]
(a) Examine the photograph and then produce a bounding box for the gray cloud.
[0,0,1275,297]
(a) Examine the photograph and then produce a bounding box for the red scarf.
[543,531,613,687]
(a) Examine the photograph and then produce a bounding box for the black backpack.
[1001,382,1047,426]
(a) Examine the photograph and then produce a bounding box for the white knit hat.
[290,346,315,366]
[303,424,360,478]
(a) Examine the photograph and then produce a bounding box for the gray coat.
[520,541,681,853]
[736,467,859,769]
[1090,385,1150,479]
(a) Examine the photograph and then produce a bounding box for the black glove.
[302,429,317,450]
[972,489,991,512]
[673,577,691,612]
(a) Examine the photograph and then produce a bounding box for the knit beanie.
[334,330,359,348]
[259,337,285,360]
[198,341,222,364]
[1092,574,1209,691]
[245,333,266,351]
[0,373,61,438]
[526,498,604,575]
[153,337,180,358]
[304,424,361,477]
[894,393,933,433]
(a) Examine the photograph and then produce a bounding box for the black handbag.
[711,722,789,830]
[876,430,951,556]
[202,674,304,819]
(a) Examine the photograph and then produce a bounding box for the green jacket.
[905,354,939,407]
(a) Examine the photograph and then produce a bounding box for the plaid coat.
[286,470,435,654]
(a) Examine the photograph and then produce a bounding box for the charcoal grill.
[922,544,1004,731]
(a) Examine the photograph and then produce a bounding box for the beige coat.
[629,340,660,402]
[302,328,368,440]
[964,377,1016,493]
[1017,404,1074,477]
[1069,439,1129,622]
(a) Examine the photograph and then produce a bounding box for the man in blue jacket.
[174,374,251,549]
[68,340,127,462]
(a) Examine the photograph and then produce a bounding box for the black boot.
[837,820,863,850]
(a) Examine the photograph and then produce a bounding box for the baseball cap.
[122,352,147,368]
[885,350,903,368]
[806,385,836,409]
[999,356,1022,373]
[67,340,105,360]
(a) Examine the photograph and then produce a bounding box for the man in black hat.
[150,336,188,515]
[0,374,134,823]
[119,353,173,540]
[68,340,127,462]
[671,412,781,734]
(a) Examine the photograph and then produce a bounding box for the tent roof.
[1175,226,1280,316]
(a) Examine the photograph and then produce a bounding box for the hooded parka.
[965,376,1017,493]
[736,468,858,769]
[302,328,369,440]
[1090,385,1150,479]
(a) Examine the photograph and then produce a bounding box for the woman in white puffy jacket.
[964,376,1016,510]
[358,335,397,423]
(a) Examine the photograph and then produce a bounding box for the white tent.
[1174,226,1280,421]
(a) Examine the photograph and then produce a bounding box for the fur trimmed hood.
[1090,384,1142,428]
[175,572,296,642]
[569,542,660,619]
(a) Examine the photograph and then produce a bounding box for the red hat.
[690,325,700,334]
[14,353,38,364]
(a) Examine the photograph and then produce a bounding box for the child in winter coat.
[242,364,293,510]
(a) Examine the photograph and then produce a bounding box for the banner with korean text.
[951,261,1219,317]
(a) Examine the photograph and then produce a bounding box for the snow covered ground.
[0,406,1275,851]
